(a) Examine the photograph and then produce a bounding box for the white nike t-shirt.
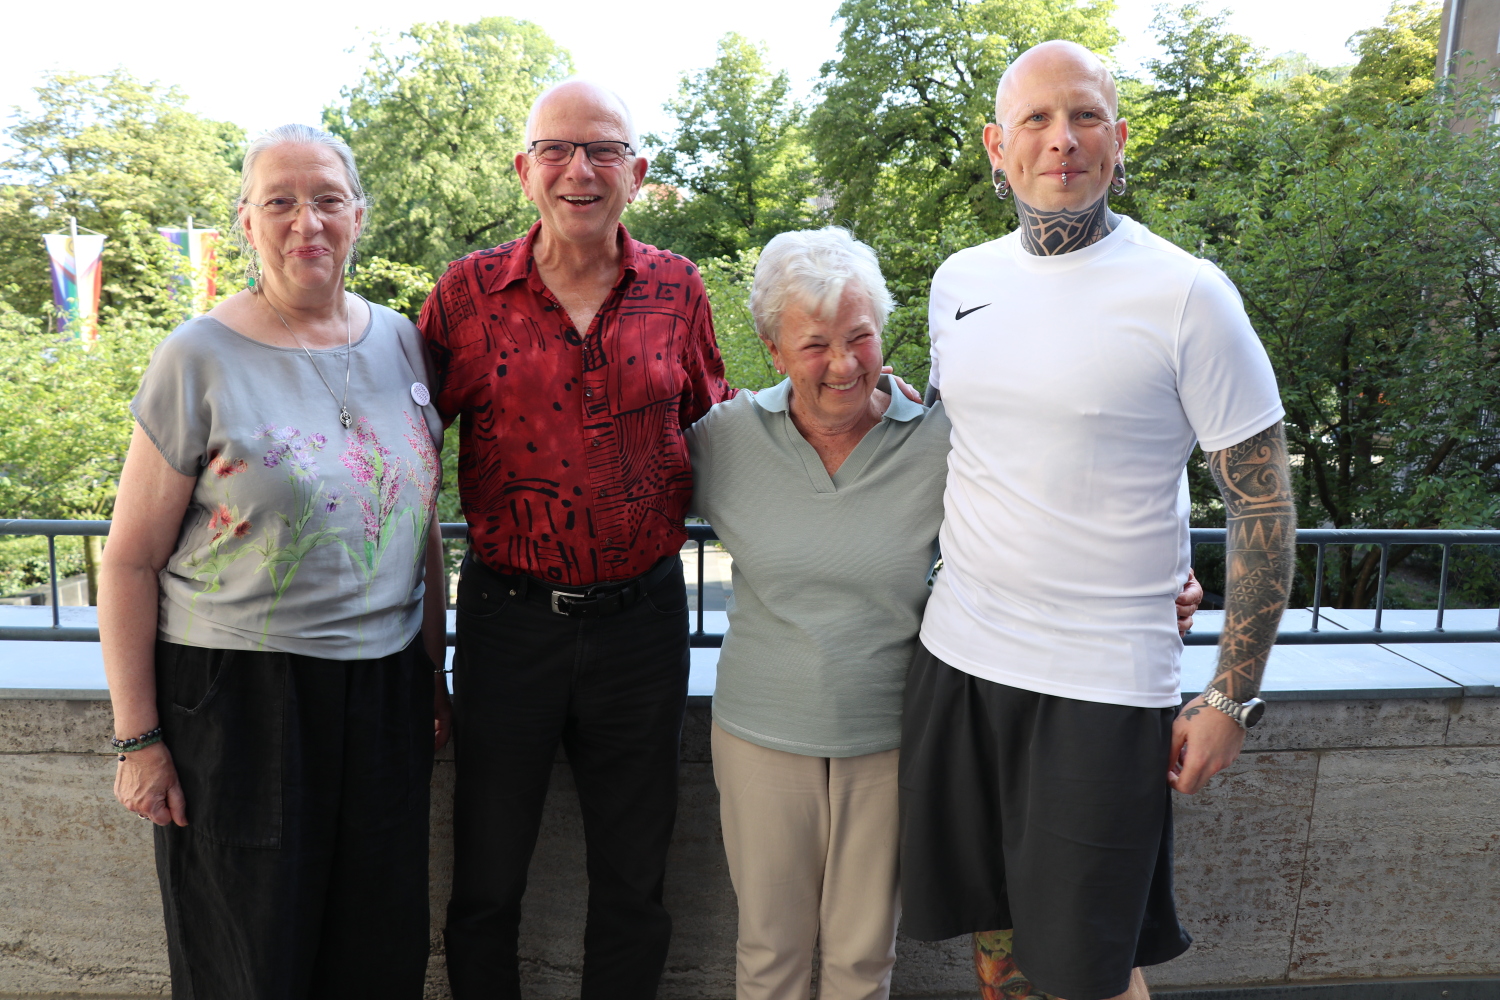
[921,217,1284,708]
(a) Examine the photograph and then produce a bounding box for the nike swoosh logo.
[955,303,991,321]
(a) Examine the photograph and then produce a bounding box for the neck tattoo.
[1014,195,1120,256]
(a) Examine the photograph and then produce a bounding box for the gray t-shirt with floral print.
[132,302,443,659]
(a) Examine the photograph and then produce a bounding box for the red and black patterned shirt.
[419,222,732,586]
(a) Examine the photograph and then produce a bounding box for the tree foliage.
[325,18,572,282]
[0,210,189,521]
[625,34,823,264]
[697,247,779,391]
[2,2,1497,609]
[1142,2,1500,605]
[0,71,243,534]
[1346,1,1442,107]
[0,69,242,317]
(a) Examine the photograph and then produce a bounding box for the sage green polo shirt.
[685,376,951,757]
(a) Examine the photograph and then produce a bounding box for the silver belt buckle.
[551,589,587,615]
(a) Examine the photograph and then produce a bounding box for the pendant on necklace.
[340,408,353,429]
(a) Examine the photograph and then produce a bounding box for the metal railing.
[1,520,1496,647]
[1183,528,1500,646]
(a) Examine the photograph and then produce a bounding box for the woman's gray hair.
[231,124,366,256]
[750,228,895,345]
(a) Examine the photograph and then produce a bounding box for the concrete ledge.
[3,686,1498,997]
[1154,977,1500,999]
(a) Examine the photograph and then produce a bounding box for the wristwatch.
[1201,686,1266,729]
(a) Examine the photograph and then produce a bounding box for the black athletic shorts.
[898,642,1192,1000]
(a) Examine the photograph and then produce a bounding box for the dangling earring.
[246,250,262,293]
[992,167,1011,200]
[1112,162,1127,196]
[347,247,360,276]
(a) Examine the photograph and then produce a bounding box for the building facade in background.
[1439,0,1500,121]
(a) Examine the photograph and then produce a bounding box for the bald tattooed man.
[900,40,1296,1000]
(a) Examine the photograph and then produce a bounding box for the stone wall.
[2,693,1497,997]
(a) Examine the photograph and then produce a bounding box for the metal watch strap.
[1201,686,1264,729]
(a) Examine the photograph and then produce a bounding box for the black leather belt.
[467,554,679,619]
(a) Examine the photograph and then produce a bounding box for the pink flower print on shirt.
[339,417,416,587]
[401,410,441,564]
[402,411,441,515]
[245,423,344,644]
[208,454,249,478]
[355,497,381,546]
[208,502,252,543]
[340,421,389,488]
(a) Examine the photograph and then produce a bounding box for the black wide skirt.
[151,636,435,1000]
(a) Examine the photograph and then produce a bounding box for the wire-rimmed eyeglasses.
[243,195,361,216]
[527,140,635,167]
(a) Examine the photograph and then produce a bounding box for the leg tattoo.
[974,930,1057,1000]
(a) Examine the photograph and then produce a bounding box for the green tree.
[1152,73,1500,606]
[810,0,1121,244]
[326,18,572,282]
[1116,4,1266,230]
[347,255,437,321]
[626,34,823,264]
[1346,0,1441,107]
[0,210,194,596]
[0,69,242,317]
[697,247,779,390]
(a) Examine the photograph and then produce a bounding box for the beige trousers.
[712,724,901,1000]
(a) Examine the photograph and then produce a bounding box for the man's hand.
[879,366,924,404]
[114,741,188,826]
[1168,694,1246,795]
[1176,568,1203,637]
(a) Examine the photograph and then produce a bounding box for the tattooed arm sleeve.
[1205,421,1296,701]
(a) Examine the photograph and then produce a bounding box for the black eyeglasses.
[527,139,635,167]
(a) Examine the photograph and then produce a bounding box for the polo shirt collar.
[754,374,925,422]
[485,221,642,296]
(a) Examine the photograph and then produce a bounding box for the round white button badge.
[411,382,431,406]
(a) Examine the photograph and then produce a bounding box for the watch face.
[1243,699,1267,728]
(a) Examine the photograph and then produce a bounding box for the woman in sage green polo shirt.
[686,228,949,1000]
[688,228,1201,1000]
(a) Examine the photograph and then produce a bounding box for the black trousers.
[899,643,1190,1000]
[152,638,435,1000]
[444,554,691,1000]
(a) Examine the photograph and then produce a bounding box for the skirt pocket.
[156,641,285,849]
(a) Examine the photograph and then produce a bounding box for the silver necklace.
[266,294,353,429]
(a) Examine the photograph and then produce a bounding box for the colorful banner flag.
[158,225,219,312]
[43,233,105,342]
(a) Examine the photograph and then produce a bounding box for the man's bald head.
[994,40,1118,127]
[525,79,639,149]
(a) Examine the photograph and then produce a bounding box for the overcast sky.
[2,0,1395,144]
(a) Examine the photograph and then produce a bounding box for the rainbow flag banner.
[43,233,105,342]
[158,225,219,312]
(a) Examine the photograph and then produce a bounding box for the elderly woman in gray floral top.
[100,124,447,1000]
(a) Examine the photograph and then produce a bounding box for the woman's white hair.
[231,124,366,257]
[750,228,894,345]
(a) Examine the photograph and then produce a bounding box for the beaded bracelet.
[111,727,163,756]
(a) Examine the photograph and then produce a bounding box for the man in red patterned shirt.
[419,80,732,1000]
